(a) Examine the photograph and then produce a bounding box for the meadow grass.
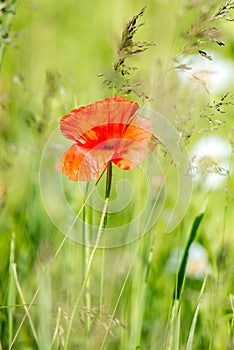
[1,0,234,349]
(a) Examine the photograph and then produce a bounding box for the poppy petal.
[111,115,154,170]
[55,144,114,181]
[60,96,139,142]
[112,158,140,170]
[126,114,153,136]
[112,138,149,170]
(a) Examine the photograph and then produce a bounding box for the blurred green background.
[1,0,234,349]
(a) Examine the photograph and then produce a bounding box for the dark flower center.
[104,144,114,150]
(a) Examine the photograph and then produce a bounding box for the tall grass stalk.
[9,286,40,350]
[174,213,204,300]
[166,213,204,349]
[229,295,234,347]
[127,237,154,349]
[209,184,230,350]
[64,200,109,348]
[99,234,154,349]
[12,263,38,344]
[82,184,92,333]
[99,251,133,349]
[100,162,112,321]
[38,271,52,349]
[64,162,112,349]
[51,306,62,349]
[7,233,16,347]
[166,299,181,350]
[9,183,98,349]
[186,274,208,350]
[100,238,105,322]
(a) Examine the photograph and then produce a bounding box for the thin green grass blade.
[166,299,181,350]
[12,263,38,344]
[174,213,204,300]
[51,307,61,349]
[166,214,204,350]
[129,239,153,350]
[174,302,181,350]
[186,274,208,350]
[7,233,16,347]
[229,295,234,347]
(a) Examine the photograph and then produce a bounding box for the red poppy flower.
[55,96,154,181]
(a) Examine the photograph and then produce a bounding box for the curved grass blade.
[174,213,204,300]
[186,274,208,350]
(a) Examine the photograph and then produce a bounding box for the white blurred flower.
[191,135,232,189]
[167,242,210,280]
[186,243,210,279]
[176,53,234,93]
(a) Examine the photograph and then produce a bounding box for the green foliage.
[0,0,234,349]
[174,213,204,300]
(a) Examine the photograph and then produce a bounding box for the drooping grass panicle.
[198,92,234,132]
[181,0,234,57]
[102,7,155,101]
[113,7,154,73]
[210,0,234,21]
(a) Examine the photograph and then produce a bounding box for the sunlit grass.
[1,0,234,349]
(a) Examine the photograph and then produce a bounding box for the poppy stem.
[104,162,112,228]
[82,184,92,333]
[64,197,109,349]
[100,162,112,321]
[105,161,112,200]
[64,165,113,348]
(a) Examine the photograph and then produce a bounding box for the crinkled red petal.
[111,114,153,170]
[56,97,157,181]
[55,144,114,181]
[111,138,149,170]
[60,96,139,142]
